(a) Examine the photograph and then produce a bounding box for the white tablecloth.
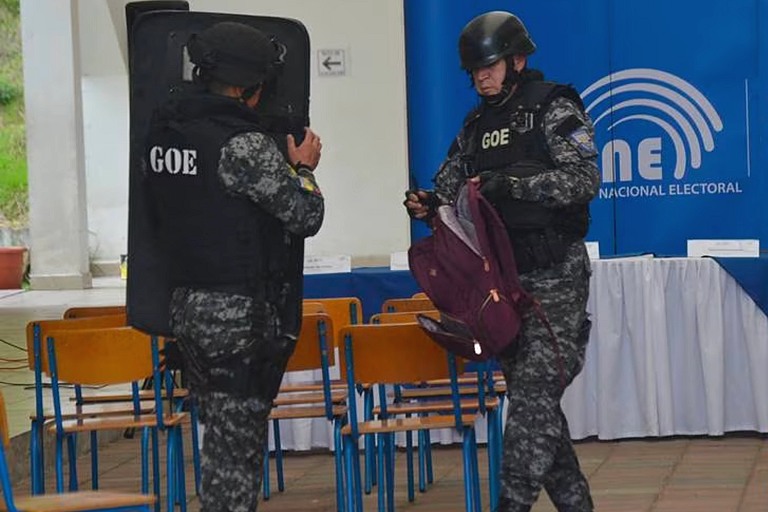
[266,257,768,450]
[565,256,768,439]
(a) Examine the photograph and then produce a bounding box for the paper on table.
[687,239,760,258]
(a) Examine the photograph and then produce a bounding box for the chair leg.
[66,434,78,491]
[55,434,65,493]
[424,428,434,484]
[90,431,99,490]
[385,433,395,512]
[488,410,500,511]
[376,433,385,512]
[151,428,161,512]
[364,390,376,494]
[141,428,150,495]
[333,420,345,512]
[165,427,177,512]
[417,430,426,493]
[470,430,481,512]
[342,435,359,512]
[273,418,285,492]
[176,426,188,512]
[461,433,474,512]
[405,427,414,502]
[189,398,202,496]
[29,418,43,495]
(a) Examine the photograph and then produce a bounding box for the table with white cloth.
[270,257,768,451]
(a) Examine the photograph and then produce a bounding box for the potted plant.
[0,246,27,289]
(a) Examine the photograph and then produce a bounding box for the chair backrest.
[63,305,126,319]
[305,297,362,343]
[370,310,439,324]
[286,313,334,372]
[26,314,127,373]
[339,323,463,385]
[45,327,171,434]
[0,392,7,450]
[339,323,466,438]
[381,297,434,313]
[46,327,156,385]
[412,292,428,299]
[302,301,327,315]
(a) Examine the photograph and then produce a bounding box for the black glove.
[478,172,514,204]
[403,189,440,221]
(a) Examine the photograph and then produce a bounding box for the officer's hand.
[404,189,436,220]
[287,128,322,171]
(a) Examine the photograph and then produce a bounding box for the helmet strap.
[239,84,262,104]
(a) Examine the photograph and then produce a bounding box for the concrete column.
[20,0,92,289]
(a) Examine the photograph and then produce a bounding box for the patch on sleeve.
[568,126,597,158]
[297,174,322,195]
[555,115,597,158]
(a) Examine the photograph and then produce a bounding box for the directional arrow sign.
[317,49,347,77]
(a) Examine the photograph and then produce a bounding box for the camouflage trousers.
[197,391,271,512]
[496,244,594,512]
[169,288,285,511]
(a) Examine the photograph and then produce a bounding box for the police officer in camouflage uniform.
[144,21,324,512]
[404,11,599,512]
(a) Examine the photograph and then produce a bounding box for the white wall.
[77,0,411,267]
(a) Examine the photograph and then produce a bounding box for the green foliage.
[0,0,25,227]
[0,80,18,105]
[0,0,19,16]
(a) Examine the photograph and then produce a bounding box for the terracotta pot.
[0,247,27,289]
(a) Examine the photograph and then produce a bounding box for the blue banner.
[404,0,766,256]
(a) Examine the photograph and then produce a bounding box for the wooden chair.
[339,323,482,512]
[368,310,501,506]
[0,390,156,512]
[263,313,347,511]
[302,301,327,315]
[26,315,130,495]
[380,297,434,313]
[58,308,201,496]
[266,298,364,494]
[62,306,126,319]
[45,327,188,512]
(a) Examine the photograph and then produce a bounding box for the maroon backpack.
[408,180,530,361]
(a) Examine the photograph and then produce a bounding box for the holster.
[511,228,573,274]
[179,334,297,402]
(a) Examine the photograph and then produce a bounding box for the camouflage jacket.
[434,95,601,209]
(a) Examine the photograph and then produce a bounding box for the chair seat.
[399,384,505,399]
[278,380,347,393]
[273,389,346,406]
[71,389,189,403]
[269,405,348,421]
[47,412,187,433]
[341,413,478,435]
[31,401,156,421]
[6,491,155,512]
[373,397,500,416]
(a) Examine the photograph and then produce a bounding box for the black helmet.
[187,21,285,88]
[458,11,535,70]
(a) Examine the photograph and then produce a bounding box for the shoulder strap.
[522,80,585,112]
[466,181,522,290]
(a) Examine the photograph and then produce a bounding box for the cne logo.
[582,68,723,183]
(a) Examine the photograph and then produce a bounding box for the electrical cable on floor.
[0,380,34,387]
[0,337,26,352]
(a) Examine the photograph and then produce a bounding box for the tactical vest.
[466,80,591,273]
[144,94,302,314]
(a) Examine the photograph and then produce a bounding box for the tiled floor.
[1,279,767,511]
